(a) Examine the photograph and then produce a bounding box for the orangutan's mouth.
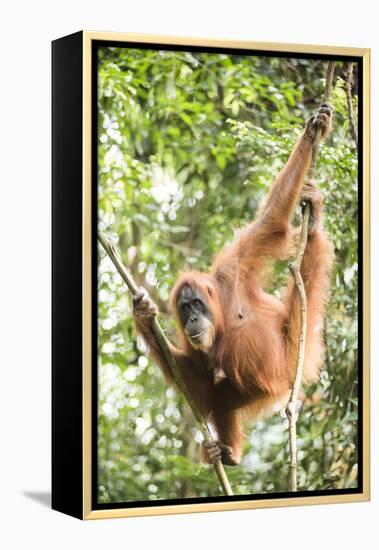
[189,329,205,340]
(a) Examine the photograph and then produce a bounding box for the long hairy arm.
[212,106,332,278]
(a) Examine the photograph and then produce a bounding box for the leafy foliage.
[97,47,359,503]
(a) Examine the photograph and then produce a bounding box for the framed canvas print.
[52,31,370,520]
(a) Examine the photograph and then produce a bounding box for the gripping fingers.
[300,181,322,206]
[305,103,333,141]
[132,288,158,319]
[202,441,239,466]
[202,441,222,464]
[219,443,239,466]
[300,182,323,233]
[133,287,148,306]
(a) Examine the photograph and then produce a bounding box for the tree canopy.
[97,46,359,503]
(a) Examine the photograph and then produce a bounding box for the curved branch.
[98,231,233,496]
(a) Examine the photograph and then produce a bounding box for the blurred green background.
[97,46,359,503]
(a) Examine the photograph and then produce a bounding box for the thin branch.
[286,204,310,492]
[117,223,170,314]
[345,62,358,148]
[286,61,336,492]
[98,231,233,496]
[308,62,336,181]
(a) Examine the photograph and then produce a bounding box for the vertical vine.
[286,61,336,492]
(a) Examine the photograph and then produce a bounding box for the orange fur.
[133,113,334,464]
